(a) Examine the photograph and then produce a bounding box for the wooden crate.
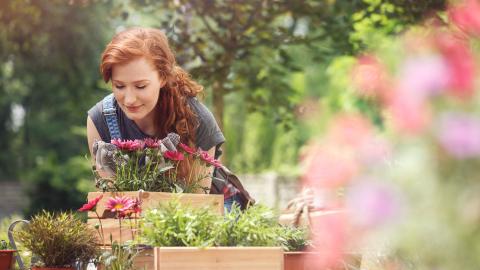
[154,247,284,270]
[87,191,224,244]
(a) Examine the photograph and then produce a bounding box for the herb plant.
[140,199,221,247]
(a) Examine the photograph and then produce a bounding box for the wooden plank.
[87,191,224,218]
[154,247,284,270]
[87,218,137,244]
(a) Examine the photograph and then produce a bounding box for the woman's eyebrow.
[112,79,150,84]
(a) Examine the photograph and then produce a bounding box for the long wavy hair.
[100,27,203,147]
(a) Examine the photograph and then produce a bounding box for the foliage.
[140,199,220,247]
[98,242,139,270]
[141,200,310,250]
[216,204,279,247]
[276,225,311,252]
[0,240,12,250]
[15,211,99,267]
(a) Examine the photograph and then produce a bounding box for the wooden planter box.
[153,247,284,270]
[87,191,224,244]
[284,251,362,270]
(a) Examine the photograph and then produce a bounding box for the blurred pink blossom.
[387,90,431,134]
[397,55,450,97]
[303,145,359,189]
[352,55,388,97]
[308,211,348,268]
[346,181,402,228]
[328,114,374,149]
[449,0,480,36]
[437,112,480,159]
[435,32,475,98]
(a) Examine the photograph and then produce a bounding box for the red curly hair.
[100,27,203,147]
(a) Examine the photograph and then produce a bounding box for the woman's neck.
[135,113,156,137]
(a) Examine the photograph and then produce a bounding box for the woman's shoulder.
[186,96,225,151]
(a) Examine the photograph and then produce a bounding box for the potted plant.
[140,201,285,270]
[0,240,16,270]
[88,136,224,244]
[15,211,99,270]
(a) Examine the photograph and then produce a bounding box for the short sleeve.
[188,98,226,151]
[87,100,111,142]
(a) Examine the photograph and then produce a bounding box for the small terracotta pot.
[0,250,16,270]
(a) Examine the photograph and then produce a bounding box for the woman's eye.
[136,85,146,89]
[115,85,125,89]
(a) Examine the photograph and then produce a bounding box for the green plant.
[216,204,280,247]
[276,226,311,252]
[140,199,221,247]
[15,211,99,268]
[0,240,12,250]
[98,241,139,270]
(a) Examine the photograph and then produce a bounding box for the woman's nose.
[124,88,137,105]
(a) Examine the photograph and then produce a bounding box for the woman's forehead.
[111,57,160,82]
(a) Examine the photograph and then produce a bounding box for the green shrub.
[15,211,99,267]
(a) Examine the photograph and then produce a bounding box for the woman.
[86,27,225,194]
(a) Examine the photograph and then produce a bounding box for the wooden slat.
[87,191,224,218]
[87,218,138,244]
[154,247,284,270]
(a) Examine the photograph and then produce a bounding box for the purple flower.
[346,180,402,228]
[437,112,480,159]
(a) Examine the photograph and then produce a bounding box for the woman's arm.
[190,146,216,194]
[87,116,111,179]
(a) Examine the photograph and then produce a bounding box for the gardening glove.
[93,140,117,176]
[160,132,180,153]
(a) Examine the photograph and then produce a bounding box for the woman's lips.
[125,105,142,112]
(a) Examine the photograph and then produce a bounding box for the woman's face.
[111,57,165,125]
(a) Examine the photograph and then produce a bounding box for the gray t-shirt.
[87,96,225,152]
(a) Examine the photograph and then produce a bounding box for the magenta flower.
[198,150,221,167]
[144,138,161,148]
[178,143,196,154]
[435,33,475,98]
[164,150,185,161]
[437,112,480,159]
[449,0,480,37]
[78,195,103,212]
[111,139,143,151]
[105,196,135,213]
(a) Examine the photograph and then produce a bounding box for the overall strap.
[102,93,122,140]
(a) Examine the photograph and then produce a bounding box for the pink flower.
[164,150,185,161]
[199,150,222,167]
[105,196,135,214]
[437,112,480,159]
[386,90,431,134]
[435,32,475,98]
[119,198,142,218]
[351,55,388,97]
[449,0,480,37]
[397,55,449,97]
[78,195,103,212]
[178,143,196,154]
[302,144,359,189]
[346,181,402,228]
[144,138,161,148]
[111,139,143,151]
